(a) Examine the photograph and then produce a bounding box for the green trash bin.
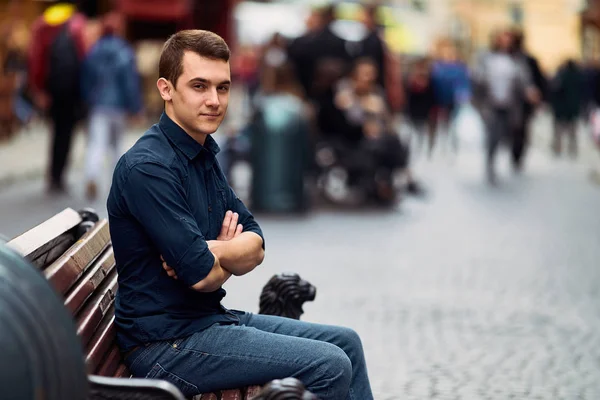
[250,93,310,213]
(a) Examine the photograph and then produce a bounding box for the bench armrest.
[88,375,186,400]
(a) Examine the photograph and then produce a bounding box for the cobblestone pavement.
[1,128,600,399]
[224,146,600,399]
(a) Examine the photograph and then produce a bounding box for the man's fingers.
[235,224,243,237]
[219,211,233,238]
[227,212,239,238]
[162,261,174,272]
[161,258,177,279]
[163,264,177,279]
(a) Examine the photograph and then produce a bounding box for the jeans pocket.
[145,362,199,397]
[127,342,160,374]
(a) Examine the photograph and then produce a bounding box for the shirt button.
[208,206,212,212]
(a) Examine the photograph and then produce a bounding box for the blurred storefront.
[451,0,584,72]
[118,0,237,43]
[582,0,600,62]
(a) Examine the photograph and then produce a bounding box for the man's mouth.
[200,113,221,117]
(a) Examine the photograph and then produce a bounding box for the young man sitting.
[107,30,373,399]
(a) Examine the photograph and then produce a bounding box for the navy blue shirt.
[107,112,264,351]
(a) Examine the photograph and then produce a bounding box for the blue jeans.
[124,312,373,399]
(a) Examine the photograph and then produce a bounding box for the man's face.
[162,51,231,139]
[497,31,513,51]
[440,45,457,62]
[353,63,377,93]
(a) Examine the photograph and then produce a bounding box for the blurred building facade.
[582,0,600,62]
[450,0,585,72]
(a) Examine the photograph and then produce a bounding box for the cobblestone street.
[224,145,600,399]
[1,126,600,399]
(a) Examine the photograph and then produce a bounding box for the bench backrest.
[8,208,262,399]
[8,208,127,377]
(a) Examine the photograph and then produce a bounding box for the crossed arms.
[122,162,265,294]
[162,210,265,292]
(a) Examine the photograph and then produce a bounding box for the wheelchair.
[312,134,408,208]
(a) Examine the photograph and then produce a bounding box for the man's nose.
[205,88,220,107]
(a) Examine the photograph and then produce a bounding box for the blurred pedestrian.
[81,11,142,200]
[259,33,292,96]
[28,0,88,194]
[581,59,600,117]
[286,8,324,101]
[356,5,386,89]
[511,29,545,170]
[251,62,311,212]
[473,28,537,184]
[356,4,404,113]
[431,39,471,155]
[404,57,435,157]
[287,5,351,102]
[550,59,583,157]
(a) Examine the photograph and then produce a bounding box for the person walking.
[81,11,142,200]
[550,59,583,157]
[473,29,537,184]
[28,0,88,193]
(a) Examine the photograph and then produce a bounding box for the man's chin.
[196,122,221,135]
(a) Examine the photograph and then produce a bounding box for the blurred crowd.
[0,1,599,209]
[232,3,600,197]
[0,0,142,201]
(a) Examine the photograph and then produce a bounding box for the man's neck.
[165,108,208,146]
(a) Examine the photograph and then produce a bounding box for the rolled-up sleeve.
[227,187,265,249]
[122,162,215,286]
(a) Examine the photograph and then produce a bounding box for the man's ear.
[157,78,173,101]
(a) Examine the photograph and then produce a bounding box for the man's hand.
[217,210,243,241]
[161,254,177,280]
[161,211,243,280]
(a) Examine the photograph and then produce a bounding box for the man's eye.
[218,86,230,93]
[194,85,206,90]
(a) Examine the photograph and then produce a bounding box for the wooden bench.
[7,207,263,400]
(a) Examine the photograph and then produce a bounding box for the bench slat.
[197,393,218,400]
[30,232,76,270]
[65,248,115,315]
[45,220,110,295]
[76,272,118,347]
[114,364,131,378]
[85,313,116,373]
[7,208,82,264]
[95,344,121,377]
[221,389,243,399]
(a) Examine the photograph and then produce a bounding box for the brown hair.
[159,30,230,87]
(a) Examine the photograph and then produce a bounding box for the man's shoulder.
[120,124,179,173]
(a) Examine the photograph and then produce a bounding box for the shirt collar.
[158,112,220,161]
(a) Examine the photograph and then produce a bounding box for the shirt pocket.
[213,168,229,214]
[216,187,228,210]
